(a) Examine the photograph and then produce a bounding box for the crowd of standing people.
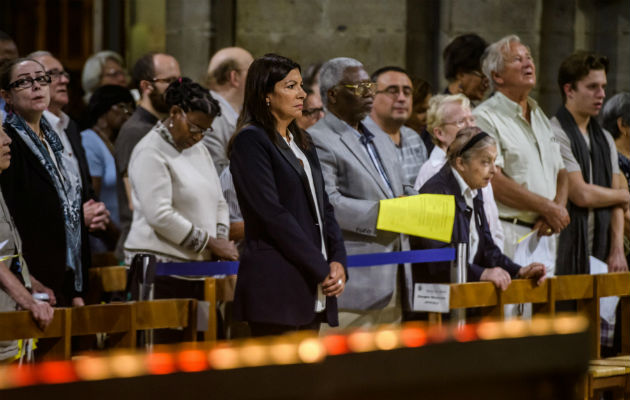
[0,28,628,358]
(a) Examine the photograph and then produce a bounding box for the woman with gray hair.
[81,50,128,103]
[601,92,630,185]
[411,127,546,291]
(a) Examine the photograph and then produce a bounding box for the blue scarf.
[5,113,83,291]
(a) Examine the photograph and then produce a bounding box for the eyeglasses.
[338,81,376,96]
[302,107,324,118]
[152,76,180,85]
[47,69,71,82]
[469,70,485,79]
[442,116,476,129]
[111,103,134,115]
[375,85,413,98]
[182,112,213,137]
[7,74,52,90]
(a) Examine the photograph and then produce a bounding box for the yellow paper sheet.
[376,194,455,243]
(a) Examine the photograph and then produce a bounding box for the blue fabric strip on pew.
[155,247,455,277]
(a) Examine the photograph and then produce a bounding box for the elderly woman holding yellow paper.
[411,127,546,291]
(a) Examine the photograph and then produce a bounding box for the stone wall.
[235,0,408,75]
[156,0,629,115]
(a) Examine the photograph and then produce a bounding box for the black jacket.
[0,120,90,304]
[410,164,520,283]
[230,125,347,326]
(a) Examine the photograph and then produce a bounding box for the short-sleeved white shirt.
[474,91,565,223]
[550,116,619,254]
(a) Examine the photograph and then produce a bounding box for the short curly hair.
[164,77,221,118]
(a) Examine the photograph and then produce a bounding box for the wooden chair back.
[0,308,71,360]
[71,303,136,349]
[135,299,198,342]
[203,275,237,341]
[86,266,128,304]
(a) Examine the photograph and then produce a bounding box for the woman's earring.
[169,120,173,128]
[266,99,270,107]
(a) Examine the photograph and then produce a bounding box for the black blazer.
[0,120,90,304]
[230,125,347,327]
[410,164,520,283]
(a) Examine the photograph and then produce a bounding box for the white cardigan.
[124,126,229,261]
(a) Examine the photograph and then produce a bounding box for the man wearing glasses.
[113,52,181,262]
[363,66,427,190]
[309,57,408,329]
[29,51,111,247]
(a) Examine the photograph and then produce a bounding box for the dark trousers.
[249,313,323,337]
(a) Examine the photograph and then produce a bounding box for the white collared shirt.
[282,132,327,312]
[451,167,479,264]
[414,146,447,191]
[473,92,564,223]
[43,110,81,188]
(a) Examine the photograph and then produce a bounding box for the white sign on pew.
[413,283,450,313]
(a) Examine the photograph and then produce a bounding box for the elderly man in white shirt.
[473,35,570,273]
[414,93,504,250]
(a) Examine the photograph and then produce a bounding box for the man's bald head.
[206,47,254,90]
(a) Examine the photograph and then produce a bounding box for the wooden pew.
[595,273,630,356]
[0,299,198,359]
[203,275,237,342]
[87,266,233,341]
[71,303,136,349]
[0,308,71,360]
[135,299,198,342]
[430,278,553,323]
[428,273,630,400]
[86,266,128,304]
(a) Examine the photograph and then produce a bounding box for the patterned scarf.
[5,113,83,291]
[155,121,179,151]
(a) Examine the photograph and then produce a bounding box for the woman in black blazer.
[411,127,546,290]
[0,58,89,306]
[229,54,347,336]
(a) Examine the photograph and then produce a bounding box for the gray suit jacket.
[308,112,409,310]
[201,91,239,175]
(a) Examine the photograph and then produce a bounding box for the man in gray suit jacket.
[308,57,409,328]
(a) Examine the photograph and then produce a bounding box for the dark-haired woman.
[0,58,87,306]
[81,85,135,253]
[443,33,489,102]
[124,77,238,263]
[229,54,347,336]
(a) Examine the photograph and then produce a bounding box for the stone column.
[165,0,213,83]
[538,0,575,114]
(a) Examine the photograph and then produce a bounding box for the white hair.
[26,50,53,60]
[481,34,523,91]
[81,50,124,103]
[426,93,471,133]
[601,92,630,139]
[318,57,363,106]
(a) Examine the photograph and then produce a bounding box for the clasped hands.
[207,237,239,261]
[322,261,346,297]
[534,200,570,237]
[83,199,110,232]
